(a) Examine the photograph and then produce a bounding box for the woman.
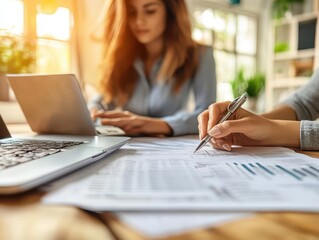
[198,68,319,151]
[91,0,216,136]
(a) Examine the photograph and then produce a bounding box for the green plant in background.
[0,35,36,74]
[230,68,265,99]
[274,42,290,53]
[246,73,265,98]
[272,0,305,19]
[230,68,247,98]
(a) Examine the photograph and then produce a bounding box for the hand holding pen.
[194,93,248,153]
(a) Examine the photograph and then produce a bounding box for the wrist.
[144,118,173,136]
[261,106,298,120]
[271,120,300,148]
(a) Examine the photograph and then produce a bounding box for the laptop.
[0,74,130,195]
[7,73,125,136]
[0,115,129,194]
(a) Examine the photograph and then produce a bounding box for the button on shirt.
[91,46,216,136]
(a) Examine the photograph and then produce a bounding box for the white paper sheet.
[43,137,319,212]
[116,212,250,238]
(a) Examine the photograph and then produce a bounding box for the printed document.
[116,212,251,238]
[43,137,319,212]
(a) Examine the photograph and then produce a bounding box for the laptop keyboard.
[0,139,84,171]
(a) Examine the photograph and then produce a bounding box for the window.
[191,5,258,101]
[0,0,73,74]
[0,0,24,35]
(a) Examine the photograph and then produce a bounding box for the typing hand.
[92,110,172,136]
[90,108,105,122]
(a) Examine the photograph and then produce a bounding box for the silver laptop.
[0,115,129,194]
[7,74,125,136]
[0,75,130,195]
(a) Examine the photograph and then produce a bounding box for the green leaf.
[0,35,36,74]
[230,68,265,98]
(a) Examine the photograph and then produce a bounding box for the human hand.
[197,101,300,151]
[90,108,102,120]
[92,110,172,136]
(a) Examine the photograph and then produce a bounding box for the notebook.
[0,115,129,194]
[7,73,125,136]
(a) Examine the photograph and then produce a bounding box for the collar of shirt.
[133,57,163,87]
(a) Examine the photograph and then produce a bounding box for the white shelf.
[266,6,319,111]
[272,77,309,88]
[274,49,315,60]
[274,12,318,26]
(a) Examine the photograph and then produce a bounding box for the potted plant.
[230,68,248,99]
[272,0,305,19]
[0,35,35,101]
[230,68,265,112]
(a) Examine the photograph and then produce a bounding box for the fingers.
[100,118,134,135]
[208,101,231,130]
[91,109,104,120]
[198,102,231,140]
[208,106,258,138]
[209,120,237,139]
[198,102,260,151]
[100,117,131,129]
[209,117,253,140]
[208,137,232,151]
[197,110,209,140]
[96,111,145,136]
[94,110,133,119]
[100,115,145,133]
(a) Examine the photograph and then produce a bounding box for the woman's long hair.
[100,0,198,106]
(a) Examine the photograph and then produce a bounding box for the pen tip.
[193,141,205,154]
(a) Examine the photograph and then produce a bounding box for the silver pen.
[194,92,248,153]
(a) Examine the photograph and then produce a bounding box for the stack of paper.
[42,137,319,236]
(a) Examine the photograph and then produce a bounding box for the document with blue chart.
[43,137,319,212]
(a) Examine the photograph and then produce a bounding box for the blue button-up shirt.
[91,46,216,136]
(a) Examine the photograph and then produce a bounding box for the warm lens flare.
[36,7,70,41]
[0,0,24,35]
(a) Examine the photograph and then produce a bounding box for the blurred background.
[0,0,318,123]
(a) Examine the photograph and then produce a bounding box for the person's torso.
[124,58,192,117]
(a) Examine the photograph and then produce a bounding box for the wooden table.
[1,124,319,240]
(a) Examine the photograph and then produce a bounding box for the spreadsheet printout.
[43,137,319,212]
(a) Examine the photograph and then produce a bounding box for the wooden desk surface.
[1,124,319,240]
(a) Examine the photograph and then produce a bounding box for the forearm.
[262,105,298,120]
[163,111,200,136]
[143,118,173,136]
[270,120,300,148]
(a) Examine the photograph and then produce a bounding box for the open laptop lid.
[7,74,96,136]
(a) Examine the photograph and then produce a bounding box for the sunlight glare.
[36,7,70,41]
[0,0,23,35]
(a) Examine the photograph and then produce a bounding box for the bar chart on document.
[43,138,319,211]
[196,159,319,182]
[230,162,319,181]
[187,146,319,207]
[194,148,319,183]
